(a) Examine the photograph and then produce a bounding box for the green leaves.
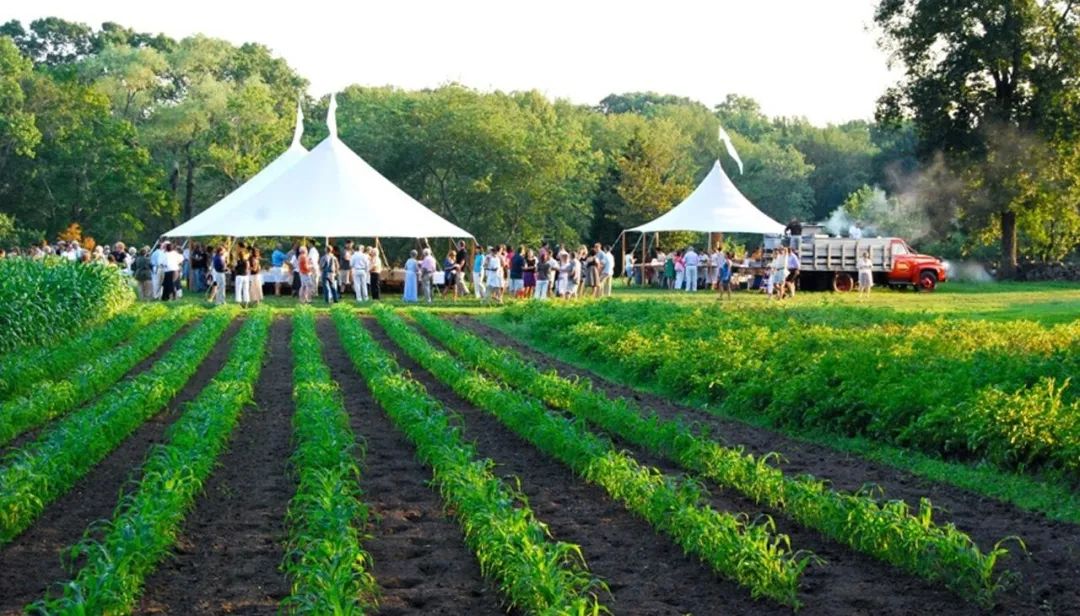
[285,309,376,615]
[0,258,135,354]
[29,309,270,614]
[0,308,234,544]
[331,306,606,615]
[374,306,809,607]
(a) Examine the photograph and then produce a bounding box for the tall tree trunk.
[183,146,195,221]
[1000,209,1018,278]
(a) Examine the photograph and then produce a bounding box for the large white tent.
[175,95,472,239]
[164,104,308,238]
[628,160,784,235]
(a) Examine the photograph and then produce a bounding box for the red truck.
[789,234,948,291]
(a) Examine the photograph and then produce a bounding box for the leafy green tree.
[0,37,40,175]
[875,0,1080,274]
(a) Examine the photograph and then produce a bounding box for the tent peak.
[327,93,338,138]
[291,99,304,147]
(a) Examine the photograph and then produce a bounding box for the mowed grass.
[166,280,1078,324]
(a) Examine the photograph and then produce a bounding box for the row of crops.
[497,301,1080,481]
[0,303,1047,612]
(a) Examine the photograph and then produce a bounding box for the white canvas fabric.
[168,94,472,239]
[629,160,785,234]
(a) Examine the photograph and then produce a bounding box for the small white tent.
[164,103,308,238]
[199,95,473,239]
[628,160,784,235]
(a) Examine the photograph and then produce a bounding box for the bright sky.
[8,0,899,126]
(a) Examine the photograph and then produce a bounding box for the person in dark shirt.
[509,247,526,298]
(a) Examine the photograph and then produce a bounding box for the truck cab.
[887,239,947,290]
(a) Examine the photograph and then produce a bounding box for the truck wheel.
[918,271,938,291]
[833,272,854,292]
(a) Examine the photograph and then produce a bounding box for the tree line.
[1,4,1077,274]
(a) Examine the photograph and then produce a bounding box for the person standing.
[161,243,183,301]
[403,249,419,303]
[522,249,537,299]
[509,247,525,298]
[271,244,286,296]
[472,248,486,299]
[534,249,551,300]
[785,247,801,298]
[368,246,382,300]
[211,245,228,305]
[623,252,635,287]
[233,245,251,307]
[484,246,504,305]
[858,251,874,297]
[351,244,370,301]
[297,246,313,304]
[320,246,340,303]
[684,246,700,292]
[133,247,153,301]
[599,244,614,296]
[770,247,789,300]
[341,241,354,295]
[718,251,734,300]
[150,242,166,299]
[250,249,264,305]
[190,243,207,292]
[420,247,437,303]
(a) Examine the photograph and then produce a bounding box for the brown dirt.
[0,318,243,615]
[365,317,789,615]
[318,316,505,616]
[135,317,295,615]
[457,316,1080,615]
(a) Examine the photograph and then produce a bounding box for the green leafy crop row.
[28,309,272,614]
[331,306,606,615]
[0,306,199,446]
[0,303,166,400]
[413,310,1019,607]
[0,258,134,354]
[373,305,812,608]
[499,301,1080,479]
[285,309,378,615]
[0,308,235,544]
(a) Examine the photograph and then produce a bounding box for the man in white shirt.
[351,245,370,301]
[150,242,166,299]
[683,246,700,292]
[599,244,615,296]
[162,243,185,301]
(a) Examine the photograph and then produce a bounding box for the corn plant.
[284,309,378,615]
[28,309,272,614]
[0,303,168,400]
[0,306,200,446]
[0,257,135,354]
[373,306,812,608]
[413,310,1020,607]
[331,306,607,616]
[0,308,236,544]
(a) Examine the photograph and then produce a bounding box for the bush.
[0,257,135,353]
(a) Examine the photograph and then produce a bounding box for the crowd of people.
[2,234,880,302]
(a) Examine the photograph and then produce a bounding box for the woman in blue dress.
[403,249,419,302]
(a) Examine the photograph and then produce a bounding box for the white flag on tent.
[718,126,744,175]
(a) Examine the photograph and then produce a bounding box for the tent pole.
[620,232,627,280]
[635,231,643,287]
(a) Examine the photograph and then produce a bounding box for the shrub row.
[499,301,1080,478]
